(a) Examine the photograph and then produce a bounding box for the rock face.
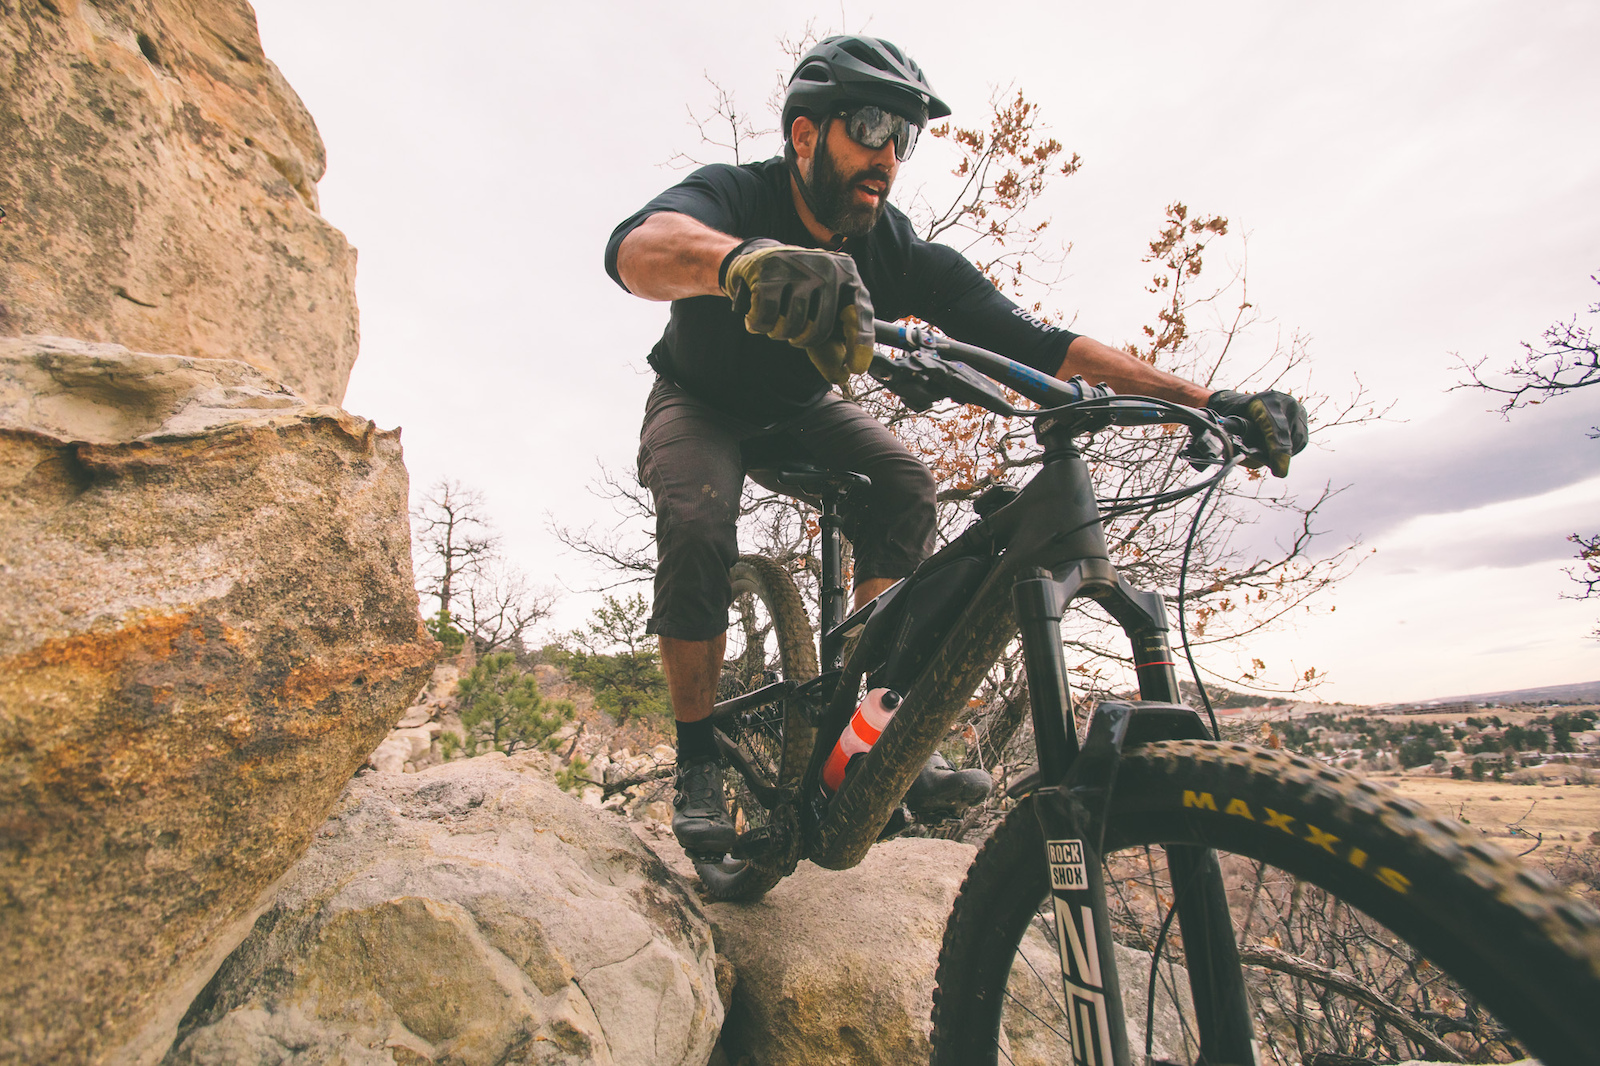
[0,0,358,406]
[0,337,435,1064]
[687,837,975,1066]
[166,757,723,1066]
[646,831,1190,1066]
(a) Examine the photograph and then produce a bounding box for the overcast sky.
[250,0,1600,704]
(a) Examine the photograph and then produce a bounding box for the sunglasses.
[834,105,920,161]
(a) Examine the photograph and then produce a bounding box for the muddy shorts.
[637,378,937,641]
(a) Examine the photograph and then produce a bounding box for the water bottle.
[822,688,902,793]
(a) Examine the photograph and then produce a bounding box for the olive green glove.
[1205,389,1309,477]
[719,238,876,384]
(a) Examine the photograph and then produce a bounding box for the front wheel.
[693,556,819,901]
[931,740,1600,1066]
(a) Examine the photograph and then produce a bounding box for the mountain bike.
[696,320,1600,1065]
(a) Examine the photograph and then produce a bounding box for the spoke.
[1001,985,1073,1045]
[1016,915,1069,1022]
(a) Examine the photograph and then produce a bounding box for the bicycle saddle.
[741,437,872,499]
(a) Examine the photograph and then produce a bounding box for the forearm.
[615,212,740,301]
[1055,336,1214,407]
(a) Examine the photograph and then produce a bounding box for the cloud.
[1366,473,1600,573]
[1289,388,1600,547]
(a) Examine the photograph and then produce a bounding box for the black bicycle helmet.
[782,36,950,140]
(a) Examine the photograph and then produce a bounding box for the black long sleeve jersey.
[605,157,1081,426]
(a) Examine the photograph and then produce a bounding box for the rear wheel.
[931,740,1600,1066]
[693,556,818,901]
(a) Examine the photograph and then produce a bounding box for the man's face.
[806,114,902,237]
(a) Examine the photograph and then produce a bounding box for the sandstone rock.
[166,758,723,1066]
[692,837,975,1066]
[0,338,434,1064]
[0,0,358,406]
[645,831,1190,1066]
[367,725,436,774]
[395,704,433,729]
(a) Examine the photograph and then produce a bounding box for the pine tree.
[445,652,574,758]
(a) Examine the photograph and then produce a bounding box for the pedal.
[876,804,910,840]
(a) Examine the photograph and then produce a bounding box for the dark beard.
[806,136,891,237]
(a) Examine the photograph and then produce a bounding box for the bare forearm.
[615,212,740,301]
[1055,336,1214,407]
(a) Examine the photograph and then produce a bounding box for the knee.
[657,494,739,571]
[879,457,936,520]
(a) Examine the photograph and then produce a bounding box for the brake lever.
[1183,413,1262,470]
[868,350,1016,415]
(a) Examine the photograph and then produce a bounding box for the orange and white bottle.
[822,688,903,793]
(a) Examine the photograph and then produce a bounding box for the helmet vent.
[841,39,893,72]
[796,61,831,83]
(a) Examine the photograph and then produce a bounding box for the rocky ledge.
[0,336,435,1064]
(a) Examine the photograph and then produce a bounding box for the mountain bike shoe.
[672,759,737,855]
[905,753,993,816]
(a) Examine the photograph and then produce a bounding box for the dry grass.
[1382,773,1600,904]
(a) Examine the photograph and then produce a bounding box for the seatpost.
[818,490,847,666]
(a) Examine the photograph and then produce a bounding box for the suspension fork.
[1015,565,1131,1066]
[1118,591,1258,1066]
[1018,564,1256,1066]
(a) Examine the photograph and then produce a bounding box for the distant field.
[1380,773,1600,852]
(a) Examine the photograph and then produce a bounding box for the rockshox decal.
[1047,838,1087,891]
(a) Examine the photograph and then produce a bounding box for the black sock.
[675,718,718,766]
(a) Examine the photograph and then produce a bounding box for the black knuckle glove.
[1206,389,1309,478]
[720,239,876,383]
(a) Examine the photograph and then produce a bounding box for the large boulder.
[0,0,358,406]
[0,336,435,1064]
[165,756,724,1066]
[691,838,973,1066]
[646,831,1189,1066]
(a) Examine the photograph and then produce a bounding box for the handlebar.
[867,318,1263,468]
[873,320,1101,409]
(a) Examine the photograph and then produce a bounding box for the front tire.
[693,556,818,901]
[931,740,1600,1066]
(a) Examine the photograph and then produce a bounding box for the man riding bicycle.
[604,35,1308,855]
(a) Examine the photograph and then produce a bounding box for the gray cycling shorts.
[637,378,937,641]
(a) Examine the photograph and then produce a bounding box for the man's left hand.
[1205,389,1309,477]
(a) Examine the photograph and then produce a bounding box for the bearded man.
[604,36,1307,854]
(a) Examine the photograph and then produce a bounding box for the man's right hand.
[1205,388,1309,477]
[720,239,875,384]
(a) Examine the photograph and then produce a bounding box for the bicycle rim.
[932,740,1600,1066]
[695,556,818,900]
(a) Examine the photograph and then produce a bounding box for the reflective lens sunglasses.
[835,105,920,161]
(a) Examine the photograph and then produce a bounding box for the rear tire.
[931,740,1600,1066]
[693,556,818,901]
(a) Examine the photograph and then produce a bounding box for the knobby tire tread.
[694,557,818,902]
[931,739,1600,1066]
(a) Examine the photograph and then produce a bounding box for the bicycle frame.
[719,329,1259,1065]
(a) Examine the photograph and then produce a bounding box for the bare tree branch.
[1240,946,1464,1063]
[412,479,498,619]
[1453,271,1600,631]
[1451,272,1600,413]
